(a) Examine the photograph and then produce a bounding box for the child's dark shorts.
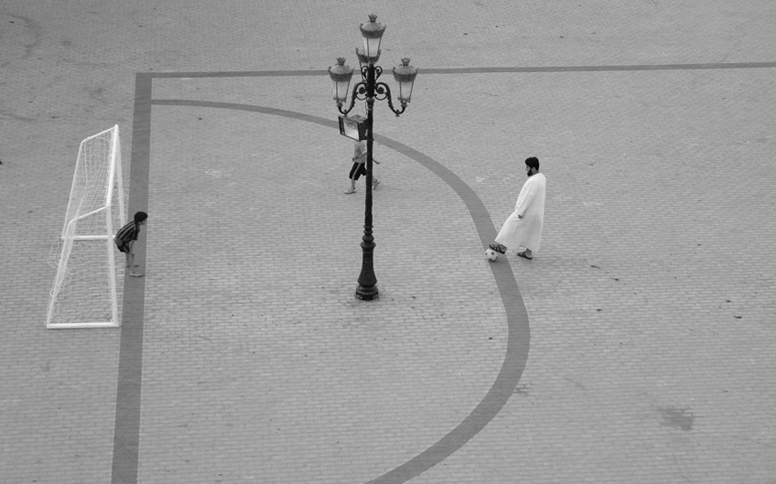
[349,162,367,180]
[114,239,130,254]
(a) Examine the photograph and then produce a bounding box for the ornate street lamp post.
[328,14,418,301]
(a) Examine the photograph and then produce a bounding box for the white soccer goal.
[47,125,126,329]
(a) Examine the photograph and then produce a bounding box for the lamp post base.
[355,284,379,301]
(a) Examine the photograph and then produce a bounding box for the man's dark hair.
[134,211,148,223]
[525,157,540,170]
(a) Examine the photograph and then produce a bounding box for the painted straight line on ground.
[145,61,776,78]
[111,72,152,484]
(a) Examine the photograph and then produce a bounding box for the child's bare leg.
[129,252,143,277]
[125,252,139,267]
[345,177,357,194]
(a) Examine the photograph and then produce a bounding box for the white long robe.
[495,172,546,252]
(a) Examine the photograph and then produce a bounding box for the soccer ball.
[485,248,499,261]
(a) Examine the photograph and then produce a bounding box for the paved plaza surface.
[1,1,775,483]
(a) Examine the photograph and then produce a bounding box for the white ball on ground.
[485,248,499,261]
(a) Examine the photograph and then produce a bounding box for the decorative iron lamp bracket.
[337,68,407,117]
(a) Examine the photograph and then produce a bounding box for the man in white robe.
[490,157,546,260]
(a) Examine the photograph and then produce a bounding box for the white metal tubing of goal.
[47,125,125,329]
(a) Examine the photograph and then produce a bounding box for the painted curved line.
[152,99,531,483]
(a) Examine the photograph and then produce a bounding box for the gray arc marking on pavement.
[133,97,530,484]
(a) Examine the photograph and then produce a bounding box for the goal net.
[47,125,126,329]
